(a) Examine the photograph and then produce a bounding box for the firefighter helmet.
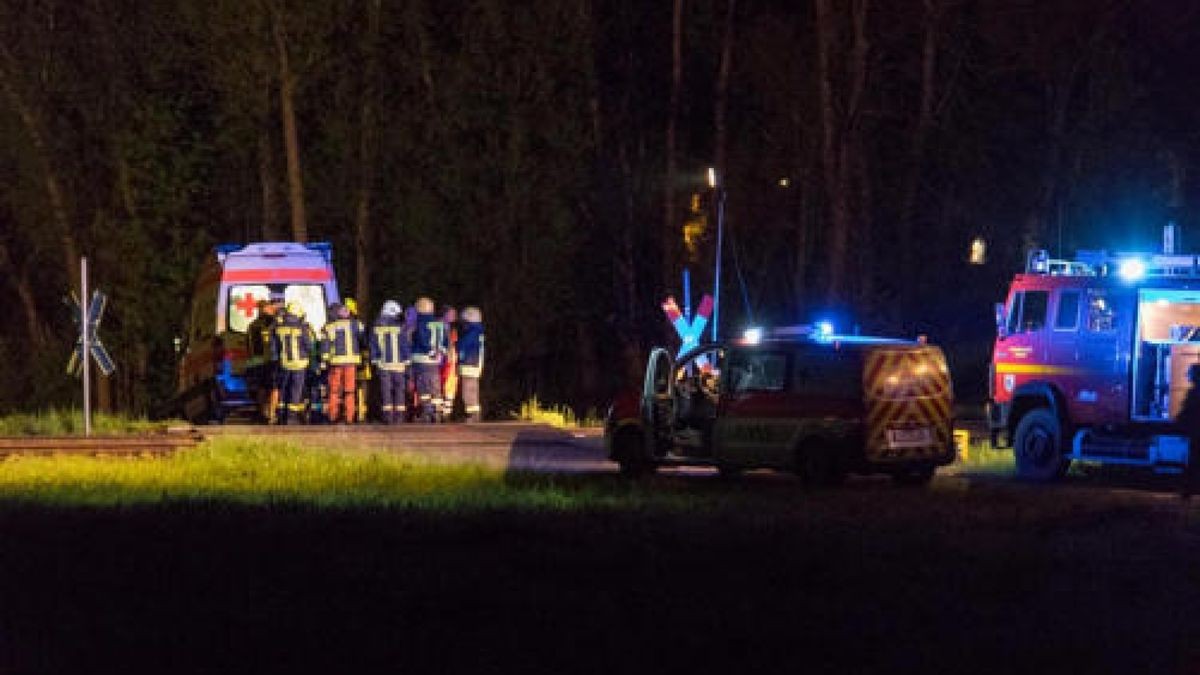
[416,297,434,314]
[462,306,482,323]
[286,302,304,318]
[344,297,359,316]
[381,300,402,318]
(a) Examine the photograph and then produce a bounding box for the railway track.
[0,429,203,458]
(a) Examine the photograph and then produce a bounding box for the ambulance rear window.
[227,284,328,333]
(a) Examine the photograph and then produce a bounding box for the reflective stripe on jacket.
[411,314,445,365]
[370,320,411,372]
[271,317,313,371]
[322,318,364,366]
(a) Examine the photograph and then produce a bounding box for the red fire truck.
[989,247,1198,480]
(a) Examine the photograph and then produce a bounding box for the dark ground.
[2,474,1199,675]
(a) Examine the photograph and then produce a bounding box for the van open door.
[641,347,675,456]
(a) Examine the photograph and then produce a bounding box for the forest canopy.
[0,0,1195,414]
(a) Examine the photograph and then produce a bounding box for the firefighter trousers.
[414,362,441,423]
[327,364,356,423]
[460,375,481,423]
[379,369,407,424]
[276,368,307,425]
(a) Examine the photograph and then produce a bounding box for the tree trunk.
[258,128,279,240]
[354,0,382,312]
[898,0,939,315]
[813,0,848,304]
[663,0,684,290]
[272,11,308,243]
[714,0,736,180]
[0,43,81,291]
[0,241,44,344]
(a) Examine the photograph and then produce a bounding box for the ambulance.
[176,242,340,423]
[989,241,1200,480]
[605,326,956,483]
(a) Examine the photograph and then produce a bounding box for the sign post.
[68,257,116,437]
[81,257,90,436]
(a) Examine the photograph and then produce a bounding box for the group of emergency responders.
[246,296,484,425]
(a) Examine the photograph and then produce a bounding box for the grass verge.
[0,409,182,436]
[0,438,703,511]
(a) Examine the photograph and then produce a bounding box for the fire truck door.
[998,289,1050,388]
[1077,288,1130,422]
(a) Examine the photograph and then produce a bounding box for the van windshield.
[227,284,328,333]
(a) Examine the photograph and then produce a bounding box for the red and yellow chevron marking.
[862,347,952,461]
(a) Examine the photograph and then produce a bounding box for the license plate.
[887,427,933,449]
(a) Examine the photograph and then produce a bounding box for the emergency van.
[176,242,340,423]
[605,328,956,483]
[989,245,1200,480]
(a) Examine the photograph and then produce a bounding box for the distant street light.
[707,167,718,189]
[969,237,987,265]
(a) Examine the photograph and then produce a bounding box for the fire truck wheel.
[1013,408,1068,482]
[613,428,655,477]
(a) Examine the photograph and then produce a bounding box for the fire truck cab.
[605,328,956,483]
[990,248,1199,480]
[176,242,340,423]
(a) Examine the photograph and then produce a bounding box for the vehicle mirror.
[994,302,1007,338]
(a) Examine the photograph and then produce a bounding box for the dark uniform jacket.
[457,322,485,378]
[370,316,412,372]
[411,313,445,366]
[271,315,314,371]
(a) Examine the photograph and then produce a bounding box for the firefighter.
[322,302,363,424]
[439,305,459,421]
[371,300,411,424]
[1178,363,1200,499]
[271,303,314,425]
[246,298,279,423]
[411,297,445,423]
[457,306,485,422]
[344,297,371,423]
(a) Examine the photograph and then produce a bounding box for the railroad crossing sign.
[662,293,713,358]
[67,289,116,377]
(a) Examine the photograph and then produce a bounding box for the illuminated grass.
[0,438,701,511]
[0,409,183,436]
[517,395,602,428]
[956,436,1015,474]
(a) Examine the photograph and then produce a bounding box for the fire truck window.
[1018,291,1048,332]
[1005,292,1023,336]
[1087,292,1115,332]
[1054,290,1081,330]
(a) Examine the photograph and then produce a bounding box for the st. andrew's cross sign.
[67,289,116,377]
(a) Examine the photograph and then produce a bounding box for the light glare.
[1118,258,1146,281]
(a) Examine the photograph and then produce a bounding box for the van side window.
[1087,290,1115,332]
[794,350,861,398]
[1054,290,1081,330]
[727,351,788,394]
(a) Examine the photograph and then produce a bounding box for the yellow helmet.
[286,302,304,317]
[344,297,358,315]
[416,297,434,314]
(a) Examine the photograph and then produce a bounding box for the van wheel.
[796,443,846,487]
[613,428,655,477]
[1013,409,1069,482]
